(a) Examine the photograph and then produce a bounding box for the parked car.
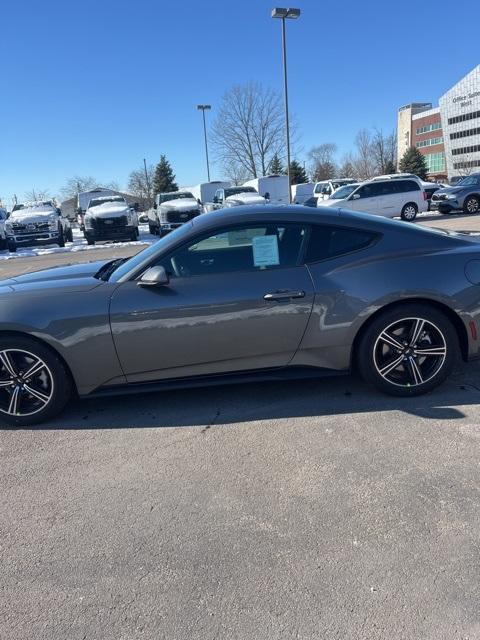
[317,176,427,221]
[83,196,139,245]
[314,178,357,200]
[421,181,442,211]
[184,181,232,209]
[148,191,201,237]
[208,186,266,211]
[0,207,7,249]
[5,202,73,252]
[1,205,480,426]
[430,173,480,215]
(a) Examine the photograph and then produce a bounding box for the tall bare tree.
[128,163,154,206]
[339,152,357,178]
[24,188,51,202]
[308,143,338,181]
[371,128,397,174]
[353,129,376,180]
[211,82,288,180]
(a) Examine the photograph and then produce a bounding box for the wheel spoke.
[414,346,446,357]
[0,351,17,378]
[410,319,425,346]
[408,357,424,385]
[7,386,21,415]
[0,379,13,387]
[22,358,45,380]
[379,331,404,351]
[23,384,50,405]
[379,354,405,377]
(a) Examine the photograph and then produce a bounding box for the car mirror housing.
[138,266,170,288]
[352,193,361,200]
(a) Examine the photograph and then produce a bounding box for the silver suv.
[431,173,480,214]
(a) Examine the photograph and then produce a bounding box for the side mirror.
[213,196,218,204]
[352,193,361,200]
[138,265,169,288]
[264,192,270,201]
[197,198,202,205]
[153,202,158,210]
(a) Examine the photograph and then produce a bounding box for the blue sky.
[1,0,478,204]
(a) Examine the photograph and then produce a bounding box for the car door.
[375,180,397,217]
[109,222,315,383]
[345,183,380,214]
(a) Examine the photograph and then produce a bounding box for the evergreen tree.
[383,159,397,175]
[398,147,428,180]
[288,159,308,185]
[153,155,178,195]
[269,153,285,175]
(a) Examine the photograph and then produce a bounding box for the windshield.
[159,192,194,204]
[110,223,194,282]
[88,196,125,208]
[225,187,257,198]
[330,184,359,199]
[457,175,480,187]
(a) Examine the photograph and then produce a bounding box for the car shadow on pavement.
[8,362,480,431]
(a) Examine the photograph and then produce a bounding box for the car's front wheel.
[463,196,480,215]
[357,304,458,396]
[0,337,72,426]
[400,202,418,221]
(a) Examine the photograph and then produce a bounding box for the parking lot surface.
[1,211,480,639]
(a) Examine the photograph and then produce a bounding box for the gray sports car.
[1,205,480,426]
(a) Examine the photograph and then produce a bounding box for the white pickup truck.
[83,195,139,245]
[207,185,267,211]
[148,191,202,236]
[0,208,7,249]
[5,202,73,253]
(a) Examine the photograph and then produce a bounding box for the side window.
[158,224,307,278]
[397,180,420,193]
[305,225,377,263]
[377,181,396,196]
[356,183,381,199]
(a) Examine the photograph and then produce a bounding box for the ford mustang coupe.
[1,205,480,426]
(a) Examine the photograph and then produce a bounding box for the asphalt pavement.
[1,212,480,639]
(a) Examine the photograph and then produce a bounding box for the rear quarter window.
[305,225,378,263]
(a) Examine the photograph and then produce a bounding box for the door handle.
[264,290,305,301]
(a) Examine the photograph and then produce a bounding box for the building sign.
[452,91,480,108]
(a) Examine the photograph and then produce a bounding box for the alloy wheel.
[402,205,417,220]
[0,349,54,417]
[373,317,447,388]
[466,197,479,214]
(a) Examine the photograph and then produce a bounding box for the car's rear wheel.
[463,196,480,215]
[400,202,418,221]
[357,304,458,396]
[0,337,72,426]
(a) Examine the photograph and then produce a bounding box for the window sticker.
[252,234,280,267]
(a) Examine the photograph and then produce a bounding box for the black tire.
[148,223,156,236]
[87,238,95,245]
[67,228,74,243]
[400,202,418,222]
[7,242,16,253]
[357,303,458,397]
[135,227,139,239]
[0,237,6,251]
[130,230,137,241]
[0,336,73,426]
[57,226,65,248]
[463,195,480,215]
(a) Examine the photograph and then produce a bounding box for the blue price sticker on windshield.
[252,235,280,267]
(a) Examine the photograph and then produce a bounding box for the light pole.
[271,7,300,203]
[197,104,211,182]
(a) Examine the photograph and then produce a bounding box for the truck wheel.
[87,238,95,246]
[463,196,480,214]
[130,230,137,241]
[7,242,16,253]
[67,228,74,242]
[58,227,65,248]
[148,224,156,235]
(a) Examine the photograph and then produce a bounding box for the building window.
[448,110,480,125]
[415,122,442,135]
[424,152,446,173]
[450,126,480,140]
[452,144,480,156]
[416,136,444,148]
[453,159,480,170]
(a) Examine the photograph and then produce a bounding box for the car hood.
[317,198,343,207]
[435,186,465,196]
[8,211,56,224]
[85,202,130,218]
[161,198,199,211]
[225,193,266,205]
[0,260,109,294]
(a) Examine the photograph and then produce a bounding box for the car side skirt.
[82,366,349,399]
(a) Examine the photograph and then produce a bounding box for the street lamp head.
[196,104,211,110]
[271,7,301,19]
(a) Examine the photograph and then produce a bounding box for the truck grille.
[11,221,51,233]
[165,209,199,223]
[92,216,128,229]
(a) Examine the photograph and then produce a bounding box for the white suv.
[317,175,427,221]
[0,207,7,249]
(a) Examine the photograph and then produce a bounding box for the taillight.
[423,191,428,200]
